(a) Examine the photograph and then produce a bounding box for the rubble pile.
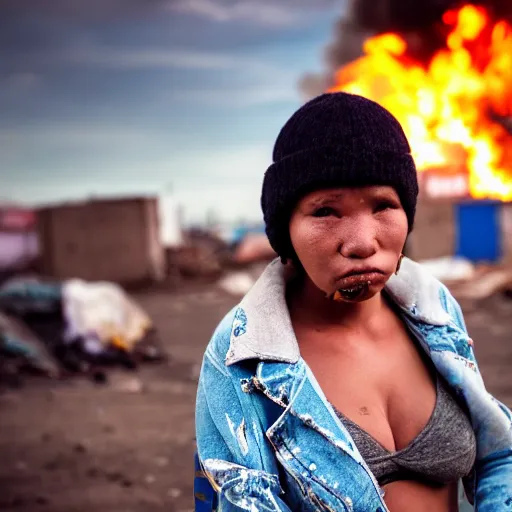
[165,226,276,287]
[166,228,233,280]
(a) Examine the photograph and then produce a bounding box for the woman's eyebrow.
[309,193,344,207]
[370,191,399,202]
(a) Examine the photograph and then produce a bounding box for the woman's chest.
[297,327,437,452]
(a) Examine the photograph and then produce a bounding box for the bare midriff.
[382,480,459,512]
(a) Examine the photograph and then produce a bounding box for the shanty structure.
[407,174,512,265]
[37,196,165,284]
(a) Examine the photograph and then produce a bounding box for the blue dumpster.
[455,200,502,263]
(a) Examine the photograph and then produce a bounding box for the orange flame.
[329,5,512,200]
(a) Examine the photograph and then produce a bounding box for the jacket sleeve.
[441,286,512,511]
[195,344,292,511]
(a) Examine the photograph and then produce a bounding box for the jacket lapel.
[252,359,387,511]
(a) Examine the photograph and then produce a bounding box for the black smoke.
[300,0,512,99]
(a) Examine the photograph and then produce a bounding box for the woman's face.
[289,186,408,302]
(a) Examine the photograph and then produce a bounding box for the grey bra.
[332,377,477,486]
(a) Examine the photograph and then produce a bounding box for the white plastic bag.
[62,279,151,352]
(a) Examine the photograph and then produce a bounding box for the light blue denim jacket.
[195,258,512,511]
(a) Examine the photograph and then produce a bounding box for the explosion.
[329,5,512,199]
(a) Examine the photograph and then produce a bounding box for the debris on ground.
[417,256,512,301]
[412,252,512,303]
[0,275,166,388]
[419,256,475,283]
[62,279,152,353]
[0,312,60,381]
[0,277,62,316]
[166,228,232,279]
[167,246,223,279]
[449,266,512,300]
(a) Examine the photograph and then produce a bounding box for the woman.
[194,93,512,512]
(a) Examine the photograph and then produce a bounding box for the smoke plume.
[299,0,512,99]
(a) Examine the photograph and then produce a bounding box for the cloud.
[161,58,301,106]
[169,82,298,106]
[0,0,330,219]
[0,123,162,157]
[2,0,340,23]
[168,0,299,26]
[167,0,339,26]
[66,44,277,72]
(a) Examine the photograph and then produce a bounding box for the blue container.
[455,200,502,263]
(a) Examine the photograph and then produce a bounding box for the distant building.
[37,196,165,284]
[405,194,456,261]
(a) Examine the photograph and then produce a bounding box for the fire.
[329,5,512,200]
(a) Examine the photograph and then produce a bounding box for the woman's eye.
[374,201,396,213]
[313,207,336,218]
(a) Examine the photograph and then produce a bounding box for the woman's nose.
[337,219,378,259]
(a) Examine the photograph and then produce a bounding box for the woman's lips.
[335,271,386,290]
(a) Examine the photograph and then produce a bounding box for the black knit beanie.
[261,92,419,260]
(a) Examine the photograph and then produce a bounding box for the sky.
[1,0,345,224]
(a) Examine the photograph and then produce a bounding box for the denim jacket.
[195,258,512,511]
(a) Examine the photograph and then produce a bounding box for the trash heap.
[0,276,165,387]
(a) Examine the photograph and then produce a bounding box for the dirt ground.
[0,283,511,512]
